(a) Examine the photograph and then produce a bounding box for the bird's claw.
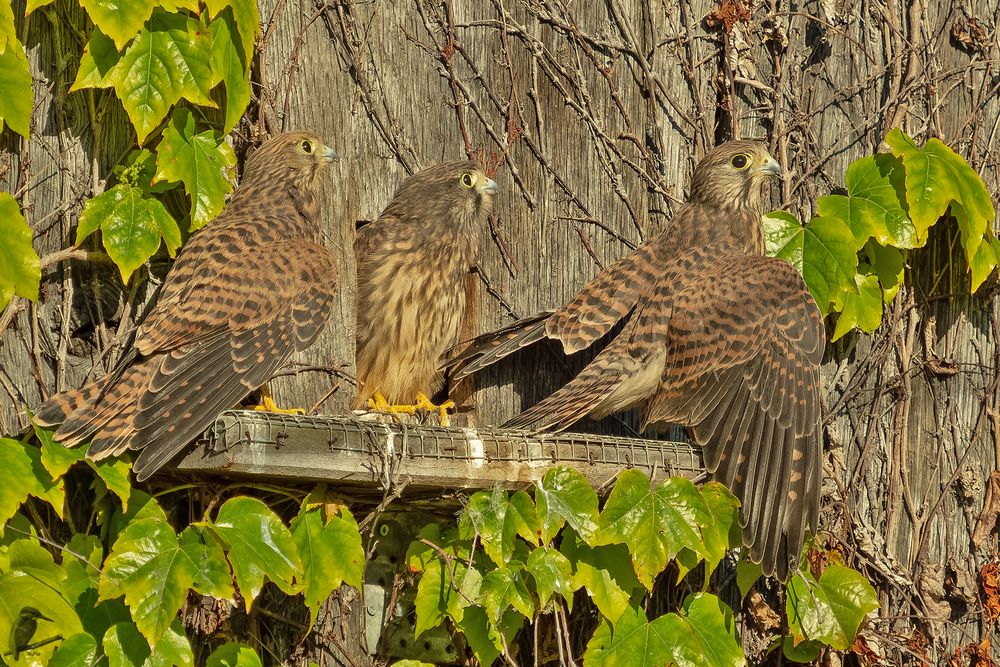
[250,387,306,415]
[367,391,455,426]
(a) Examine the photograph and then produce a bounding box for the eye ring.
[299,140,314,154]
[460,172,477,188]
[730,154,750,170]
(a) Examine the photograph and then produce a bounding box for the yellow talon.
[366,391,455,425]
[250,385,305,415]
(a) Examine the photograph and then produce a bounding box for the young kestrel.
[34,132,340,480]
[353,161,496,423]
[445,141,824,580]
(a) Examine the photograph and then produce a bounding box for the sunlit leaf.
[75,184,181,283]
[205,642,264,667]
[179,527,234,600]
[597,472,710,589]
[535,466,599,544]
[863,240,904,303]
[154,108,236,231]
[462,488,539,566]
[99,516,203,646]
[765,211,859,313]
[50,632,98,667]
[786,564,878,650]
[208,9,251,134]
[72,28,120,91]
[0,438,63,524]
[0,44,32,139]
[109,11,217,143]
[413,558,481,637]
[0,2,15,51]
[562,531,641,624]
[207,497,302,609]
[817,154,916,249]
[479,566,533,624]
[79,0,156,51]
[103,619,193,667]
[290,501,364,625]
[526,546,575,608]
[33,422,87,480]
[0,571,83,663]
[0,193,40,310]
[692,482,741,580]
[87,458,132,507]
[832,273,883,340]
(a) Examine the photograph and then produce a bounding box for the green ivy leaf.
[0,193,40,310]
[102,619,193,667]
[8,539,66,591]
[154,108,236,231]
[50,632,98,667]
[79,0,156,51]
[863,240,905,303]
[207,497,302,609]
[681,593,745,666]
[783,636,823,663]
[817,155,917,249]
[562,531,641,624]
[75,184,181,284]
[526,546,575,608]
[786,564,878,650]
[0,2,15,51]
[885,129,997,278]
[765,211,859,313]
[735,559,762,600]
[208,9,251,134]
[692,482,741,580]
[462,489,539,566]
[26,0,56,14]
[61,534,104,606]
[109,11,218,143]
[596,472,710,589]
[179,527,234,600]
[71,28,119,90]
[535,466,599,544]
[290,503,364,625]
[33,422,87,480]
[205,642,264,667]
[0,44,32,139]
[99,516,203,646]
[453,606,524,667]
[87,458,132,507]
[205,0,259,62]
[479,567,533,624]
[413,558,481,638]
[832,273,883,340]
[0,438,63,524]
[970,234,1000,293]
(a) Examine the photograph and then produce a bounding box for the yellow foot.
[365,391,455,426]
[414,392,455,427]
[250,385,305,415]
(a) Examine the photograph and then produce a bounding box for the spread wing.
[643,254,824,580]
[38,232,338,480]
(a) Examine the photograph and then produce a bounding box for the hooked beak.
[758,157,781,177]
[480,177,498,195]
[319,145,339,164]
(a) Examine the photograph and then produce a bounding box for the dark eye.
[731,154,749,169]
[460,172,476,188]
[300,140,313,154]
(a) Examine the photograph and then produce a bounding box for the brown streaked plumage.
[353,161,496,411]
[34,132,340,480]
[444,141,824,580]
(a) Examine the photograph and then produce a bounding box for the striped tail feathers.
[443,311,554,382]
[32,380,105,428]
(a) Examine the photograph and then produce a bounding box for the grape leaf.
[103,619,193,667]
[832,273,883,340]
[207,497,302,609]
[0,2,15,51]
[208,9,251,134]
[79,0,156,51]
[50,632,98,667]
[535,466,599,544]
[786,564,878,650]
[0,571,83,663]
[205,642,264,667]
[76,184,181,283]
[0,193,40,310]
[109,11,217,143]
[154,108,236,231]
[596,471,710,589]
[0,438,63,524]
[479,567,533,624]
[72,28,120,90]
[817,154,917,249]
[526,546,575,608]
[99,516,206,646]
[885,128,998,291]
[0,44,31,139]
[413,559,481,637]
[462,488,539,566]
[290,503,364,625]
[765,211,859,314]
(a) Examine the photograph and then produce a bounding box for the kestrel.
[353,161,496,423]
[34,132,339,480]
[445,141,823,580]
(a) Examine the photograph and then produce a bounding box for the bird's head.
[16,607,50,622]
[394,161,498,225]
[688,140,780,213]
[236,132,338,218]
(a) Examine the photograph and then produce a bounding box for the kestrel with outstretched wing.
[444,141,823,580]
[353,161,496,423]
[34,132,340,480]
